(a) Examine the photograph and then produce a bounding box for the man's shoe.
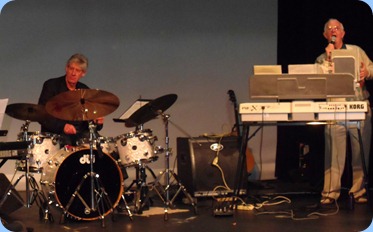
[320,197,335,205]
[355,196,367,204]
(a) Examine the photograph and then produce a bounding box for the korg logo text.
[349,104,365,110]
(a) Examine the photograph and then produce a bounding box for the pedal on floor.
[212,197,234,216]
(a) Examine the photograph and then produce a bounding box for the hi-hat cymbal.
[5,103,49,122]
[45,89,120,121]
[125,94,177,127]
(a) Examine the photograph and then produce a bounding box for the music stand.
[113,99,150,127]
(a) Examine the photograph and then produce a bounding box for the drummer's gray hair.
[67,53,88,71]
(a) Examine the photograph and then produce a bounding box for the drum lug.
[52,138,59,145]
[120,139,127,146]
[139,135,146,142]
[35,137,43,144]
[154,146,164,154]
[40,180,48,185]
[149,136,157,145]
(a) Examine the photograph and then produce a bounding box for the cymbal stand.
[0,121,52,222]
[60,121,114,227]
[147,113,197,221]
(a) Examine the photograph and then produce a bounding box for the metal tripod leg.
[114,170,133,221]
[118,193,133,221]
[147,168,197,220]
[59,171,114,227]
[0,176,24,209]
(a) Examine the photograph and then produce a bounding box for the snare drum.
[17,132,61,173]
[41,146,123,221]
[116,129,158,167]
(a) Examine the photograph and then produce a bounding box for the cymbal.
[45,89,120,121]
[5,103,49,122]
[126,94,177,127]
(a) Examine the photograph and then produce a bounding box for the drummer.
[38,53,104,146]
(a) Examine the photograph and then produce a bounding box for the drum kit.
[4,89,195,226]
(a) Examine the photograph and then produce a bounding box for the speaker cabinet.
[177,136,247,197]
[0,173,23,215]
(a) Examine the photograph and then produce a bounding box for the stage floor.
[1,180,372,232]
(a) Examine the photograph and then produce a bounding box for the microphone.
[330,35,336,44]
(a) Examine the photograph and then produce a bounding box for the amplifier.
[177,136,247,197]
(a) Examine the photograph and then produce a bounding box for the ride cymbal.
[45,89,120,121]
[5,103,48,122]
[126,94,177,127]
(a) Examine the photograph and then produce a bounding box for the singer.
[315,19,373,205]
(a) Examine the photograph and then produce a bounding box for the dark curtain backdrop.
[277,0,373,187]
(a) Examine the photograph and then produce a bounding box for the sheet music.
[118,99,150,120]
[0,98,9,129]
[253,65,282,75]
[288,64,322,74]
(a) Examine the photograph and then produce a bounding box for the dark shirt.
[38,76,102,145]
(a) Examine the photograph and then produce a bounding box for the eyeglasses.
[327,26,342,31]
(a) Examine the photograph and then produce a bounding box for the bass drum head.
[53,148,123,220]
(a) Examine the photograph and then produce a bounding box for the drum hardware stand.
[124,162,157,214]
[146,113,197,221]
[0,158,53,223]
[60,121,115,227]
[0,121,53,223]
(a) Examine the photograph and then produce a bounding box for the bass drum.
[41,147,123,221]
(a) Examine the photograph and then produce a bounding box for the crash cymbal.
[126,94,177,127]
[5,103,48,122]
[45,89,120,121]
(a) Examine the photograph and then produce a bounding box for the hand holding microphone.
[326,35,336,61]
